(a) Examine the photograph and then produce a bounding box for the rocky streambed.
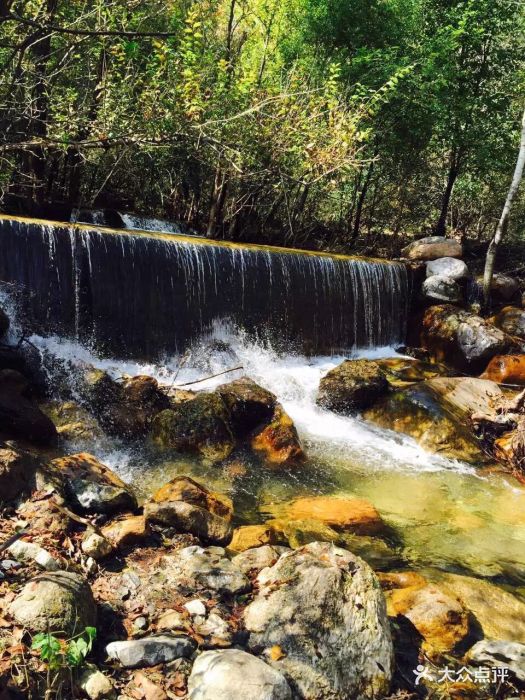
[1,238,525,699]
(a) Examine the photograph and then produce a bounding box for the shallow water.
[24,324,525,592]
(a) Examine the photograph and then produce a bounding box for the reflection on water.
[29,324,525,592]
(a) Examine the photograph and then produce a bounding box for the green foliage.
[32,627,97,671]
[0,0,524,247]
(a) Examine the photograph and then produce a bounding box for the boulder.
[0,369,57,444]
[151,475,233,521]
[385,582,470,656]
[402,236,463,261]
[216,377,276,436]
[228,524,279,553]
[0,446,38,502]
[244,542,393,699]
[144,500,232,546]
[9,571,97,635]
[317,359,389,413]
[268,495,384,535]
[426,257,469,280]
[188,649,292,700]
[41,400,103,442]
[250,404,304,466]
[486,273,520,301]
[481,354,525,385]
[493,306,525,339]
[101,514,150,548]
[162,546,250,596]
[150,393,235,462]
[106,634,196,669]
[365,378,500,464]
[468,640,525,683]
[374,357,452,387]
[420,305,516,371]
[426,571,525,643]
[422,275,461,303]
[49,453,137,514]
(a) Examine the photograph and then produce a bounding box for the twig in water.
[174,365,243,387]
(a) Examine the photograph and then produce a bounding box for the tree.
[483,105,525,306]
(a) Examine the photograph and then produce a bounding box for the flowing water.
[1,215,524,598]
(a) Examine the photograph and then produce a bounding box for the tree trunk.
[434,149,461,237]
[350,157,375,244]
[483,105,525,307]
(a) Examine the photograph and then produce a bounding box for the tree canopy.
[0,0,524,249]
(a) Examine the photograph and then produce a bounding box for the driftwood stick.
[174,365,243,387]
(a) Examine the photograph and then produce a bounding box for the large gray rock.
[426,257,469,280]
[244,541,393,700]
[317,359,389,413]
[421,305,517,371]
[9,571,96,635]
[188,649,292,700]
[402,236,462,261]
[163,546,250,596]
[144,500,232,546]
[422,275,461,303]
[468,640,525,683]
[106,634,196,668]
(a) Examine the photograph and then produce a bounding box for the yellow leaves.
[269,645,286,661]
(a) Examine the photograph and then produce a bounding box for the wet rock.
[250,404,304,467]
[266,517,340,548]
[493,306,525,340]
[78,665,115,699]
[216,377,276,436]
[150,393,235,462]
[402,236,463,261]
[41,400,103,442]
[269,495,384,535]
[0,446,38,502]
[467,640,525,682]
[232,545,284,574]
[427,571,525,643]
[374,357,452,387]
[0,369,57,445]
[317,359,389,413]
[82,529,114,560]
[163,545,250,596]
[426,257,469,280]
[420,305,516,371]
[481,354,525,385]
[8,539,60,571]
[80,367,120,412]
[101,514,150,548]
[244,542,393,699]
[49,452,137,514]
[144,500,232,545]
[385,582,470,656]
[106,634,196,669]
[106,375,170,437]
[188,649,292,700]
[151,476,233,521]
[9,570,97,635]
[228,524,279,552]
[378,571,428,591]
[0,306,9,339]
[365,379,497,464]
[422,275,462,303]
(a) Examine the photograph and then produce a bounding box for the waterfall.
[0,215,411,359]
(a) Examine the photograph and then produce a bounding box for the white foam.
[28,326,473,476]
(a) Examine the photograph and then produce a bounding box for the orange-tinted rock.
[228,524,279,552]
[280,495,384,535]
[378,571,428,591]
[386,583,470,655]
[481,354,525,385]
[102,515,150,548]
[493,306,525,339]
[151,475,233,522]
[251,404,304,466]
[402,236,463,261]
